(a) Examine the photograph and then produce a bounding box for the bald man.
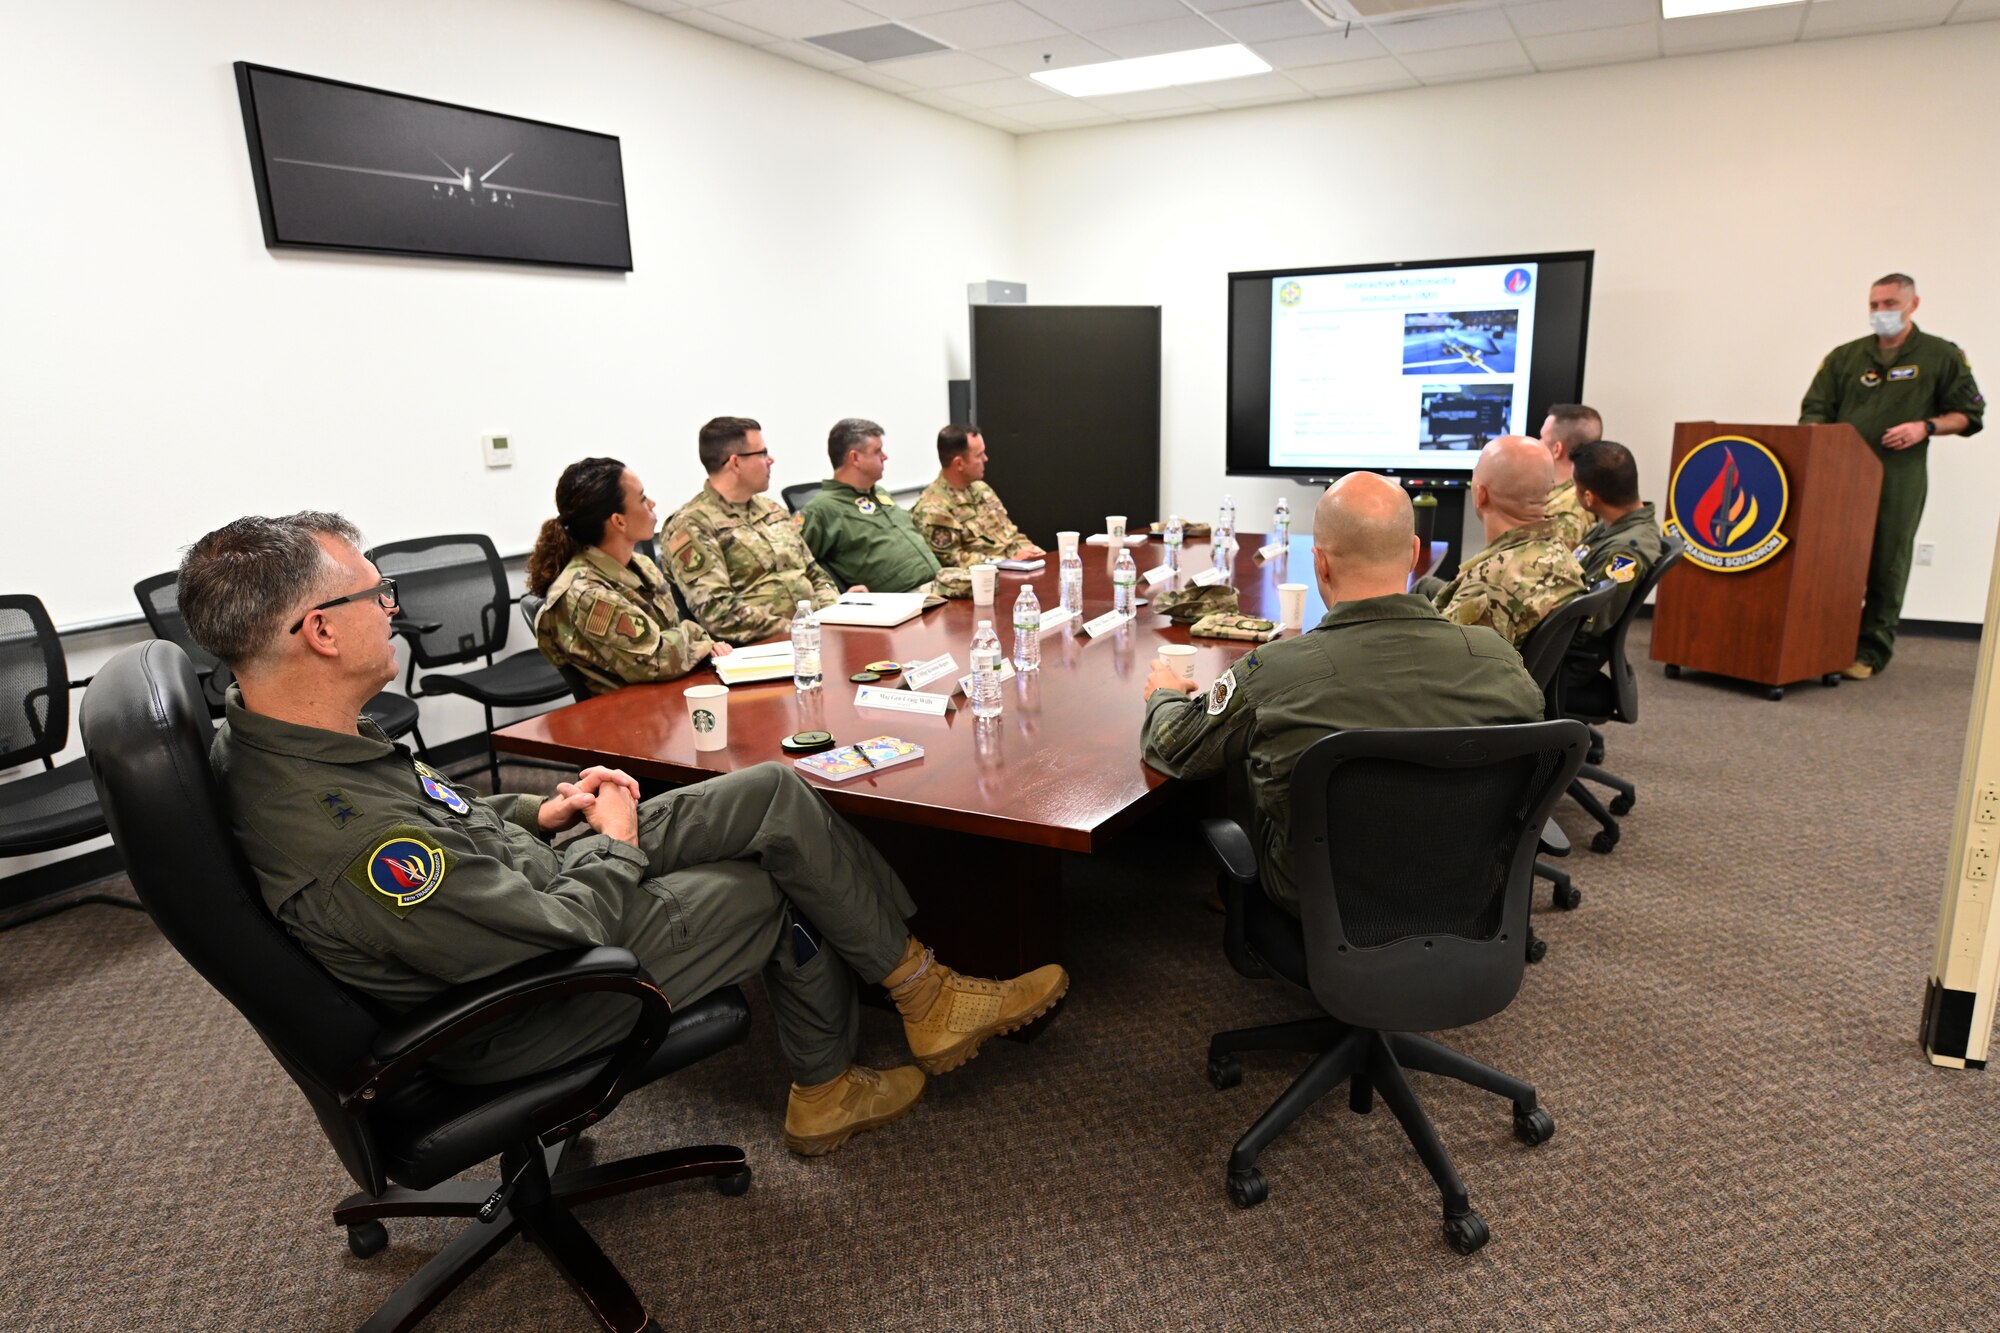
[1139,473,1544,915]
[1539,403,1603,549]
[1430,435,1588,648]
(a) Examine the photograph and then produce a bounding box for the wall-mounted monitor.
[1227,251,1593,484]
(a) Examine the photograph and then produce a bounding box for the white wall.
[1014,21,2000,624]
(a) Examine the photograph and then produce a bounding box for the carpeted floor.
[4,624,1997,1331]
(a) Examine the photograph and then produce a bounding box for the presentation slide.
[1267,262,1540,472]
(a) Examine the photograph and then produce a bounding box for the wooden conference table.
[496,534,1441,976]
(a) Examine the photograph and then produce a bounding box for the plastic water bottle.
[970,620,1003,718]
[1273,495,1291,548]
[1164,513,1184,570]
[1011,585,1041,671]
[1216,494,1237,552]
[791,599,820,691]
[1060,544,1084,616]
[1112,548,1138,617]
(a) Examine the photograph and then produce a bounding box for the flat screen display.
[1227,252,1592,482]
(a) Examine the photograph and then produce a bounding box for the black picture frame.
[234,62,633,272]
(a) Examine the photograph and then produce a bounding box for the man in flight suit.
[1138,473,1543,914]
[180,512,1068,1156]
[1559,440,1663,716]
[801,418,942,593]
[1799,273,1985,678]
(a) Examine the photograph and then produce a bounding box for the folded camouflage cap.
[933,567,972,599]
[1151,584,1238,624]
[1189,611,1280,642]
[1148,520,1212,539]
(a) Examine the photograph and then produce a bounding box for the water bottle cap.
[978,619,991,628]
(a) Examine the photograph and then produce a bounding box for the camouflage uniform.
[659,483,839,646]
[910,475,1040,567]
[1141,593,1542,913]
[534,547,716,695]
[1432,519,1588,648]
[1546,477,1591,550]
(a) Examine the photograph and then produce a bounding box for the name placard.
[956,659,1017,696]
[1141,563,1174,585]
[1191,566,1228,587]
[856,685,952,716]
[901,653,959,693]
[1037,606,1075,634]
[1082,609,1133,638]
[1254,542,1286,561]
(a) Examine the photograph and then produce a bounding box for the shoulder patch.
[583,598,615,637]
[342,827,453,918]
[1206,667,1239,717]
[1607,553,1639,584]
[317,789,361,829]
[614,610,648,640]
[928,524,956,551]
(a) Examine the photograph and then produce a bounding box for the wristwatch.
[1924,419,1938,437]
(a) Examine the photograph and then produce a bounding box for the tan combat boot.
[783,1064,927,1157]
[883,939,1069,1075]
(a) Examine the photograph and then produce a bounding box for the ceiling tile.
[1210,1,1337,43]
[1003,97,1127,125]
[1948,0,2000,20]
[1184,0,1281,10]
[836,63,919,89]
[1802,0,1956,38]
[705,0,880,40]
[946,76,1070,107]
[959,107,1034,133]
[973,32,1119,73]
[1661,5,1807,55]
[898,87,976,112]
[1246,27,1391,67]
[1504,0,1656,39]
[1373,9,1519,53]
[626,0,692,14]
[758,38,859,70]
[1086,15,1237,58]
[1192,70,1310,103]
[906,2,1066,49]
[1524,20,1659,69]
[1287,55,1419,93]
[670,9,779,42]
[872,48,1016,85]
[1083,86,1210,114]
[862,0,998,16]
[1398,38,1533,78]
[1019,0,1191,28]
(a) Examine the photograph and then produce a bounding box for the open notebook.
[811,591,927,628]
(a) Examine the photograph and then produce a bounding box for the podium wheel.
[1664,665,1681,679]
[1766,686,1785,701]
[1821,673,1841,687]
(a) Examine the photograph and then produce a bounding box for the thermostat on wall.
[483,435,513,468]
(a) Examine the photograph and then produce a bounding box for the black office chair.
[1556,536,1686,853]
[519,593,596,705]
[79,639,753,1332]
[133,571,428,749]
[0,595,143,932]
[367,535,569,790]
[780,482,822,514]
[1202,721,1588,1254]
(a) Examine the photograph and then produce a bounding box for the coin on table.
[848,671,881,684]
[781,730,836,754]
[863,660,903,675]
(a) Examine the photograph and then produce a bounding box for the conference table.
[495,534,1444,976]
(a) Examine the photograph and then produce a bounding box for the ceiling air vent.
[807,24,950,63]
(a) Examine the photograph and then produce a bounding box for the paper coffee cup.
[685,684,729,751]
[1056,530,1080,555]
[1160,645,1198,680]
[970,563,998,604]
[1106,515,1127,541]
[1277,583,1308,631]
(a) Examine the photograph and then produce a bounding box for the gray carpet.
[5,623,1998,1330]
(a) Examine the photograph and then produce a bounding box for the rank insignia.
[413,760,470,815]
[346,830,451,918]
[318,789,360,829]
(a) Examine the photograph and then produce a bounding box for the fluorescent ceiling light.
[1660,0,1803,17]
[1030,45,1271,99]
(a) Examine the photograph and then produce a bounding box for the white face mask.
[1870,309,1905,338]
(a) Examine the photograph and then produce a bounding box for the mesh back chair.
[1513,581,1617,925]
[518,593,595,704]
[1201,721,1588,1254]
[133,572,427,748]
[79,639,753,1332]
[780,482,821,514]
[367,535,568,789]
[1558,536,1687,853]
[0,595,145,931]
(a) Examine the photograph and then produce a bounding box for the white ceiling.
[618,0,1999,133]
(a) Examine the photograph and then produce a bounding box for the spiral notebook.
[793,736,925,782]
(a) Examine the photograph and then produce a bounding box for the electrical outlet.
[1967,831,1996,882]
[1917,542,1936,566]
[1978,784,2000,825]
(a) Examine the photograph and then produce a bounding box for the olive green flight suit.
[211,691,913,1086]
[1560,502,1663,715]
[1800,323,1985,670]
[1140,593,1544,914]
[800,479,942,592]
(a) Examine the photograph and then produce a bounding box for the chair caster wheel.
[1664,664,1681,679]
[1208,1054,1242,1090]
[714,1166,753,1197]
[1767,686,1785,701]
[1585,744,1604,766]
[1822,673,1841,687]
[347,1221,389,1259]
[1609,793,1634,816]
[1514,1105,1555,1146]
[1443,1210,1490,1255]
[1227,1168,1268,1209]
[1525,934,1547,964]
[1554,883,1582,911]
[1591,829,1619,854]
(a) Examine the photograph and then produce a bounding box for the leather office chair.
[79,640,753,1332]
[1515,581,1616,924]
[0,594,144,932]
[1202,721,1588,1254]
[779,482,821,514]
[1556,536,1686,853]
[367,535,569,790]
[519,593,596,705]
[133,571,427,748]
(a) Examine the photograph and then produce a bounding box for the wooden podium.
[1651,421,1881,700]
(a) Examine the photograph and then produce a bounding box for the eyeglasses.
[733,449,771,462]
[289,578,399,635]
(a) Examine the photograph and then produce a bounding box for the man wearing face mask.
[1801,273,1985,679]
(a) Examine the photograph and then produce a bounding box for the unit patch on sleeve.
[1206,667,1238,717]
[343,827,453,918]
[412,760,471,815]
[1606,553,1639,584]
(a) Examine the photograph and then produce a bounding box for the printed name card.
[1081,609,1133,638]
[955,660,1017,696]
[1191,566,1228,587]
[1141,563,1174,585]
[856,685,952,715]
[1254,542,1287,561]
[1037,606,1075,634]
[900,653,959,693]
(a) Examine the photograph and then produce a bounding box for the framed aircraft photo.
[233,63,633,272]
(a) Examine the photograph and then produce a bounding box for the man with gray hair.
[1428,435,1588,648]
[800,418,942,592]
[1800,272,1985,679]
[1138,473,1543,915]
[179,512,1068,1156]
